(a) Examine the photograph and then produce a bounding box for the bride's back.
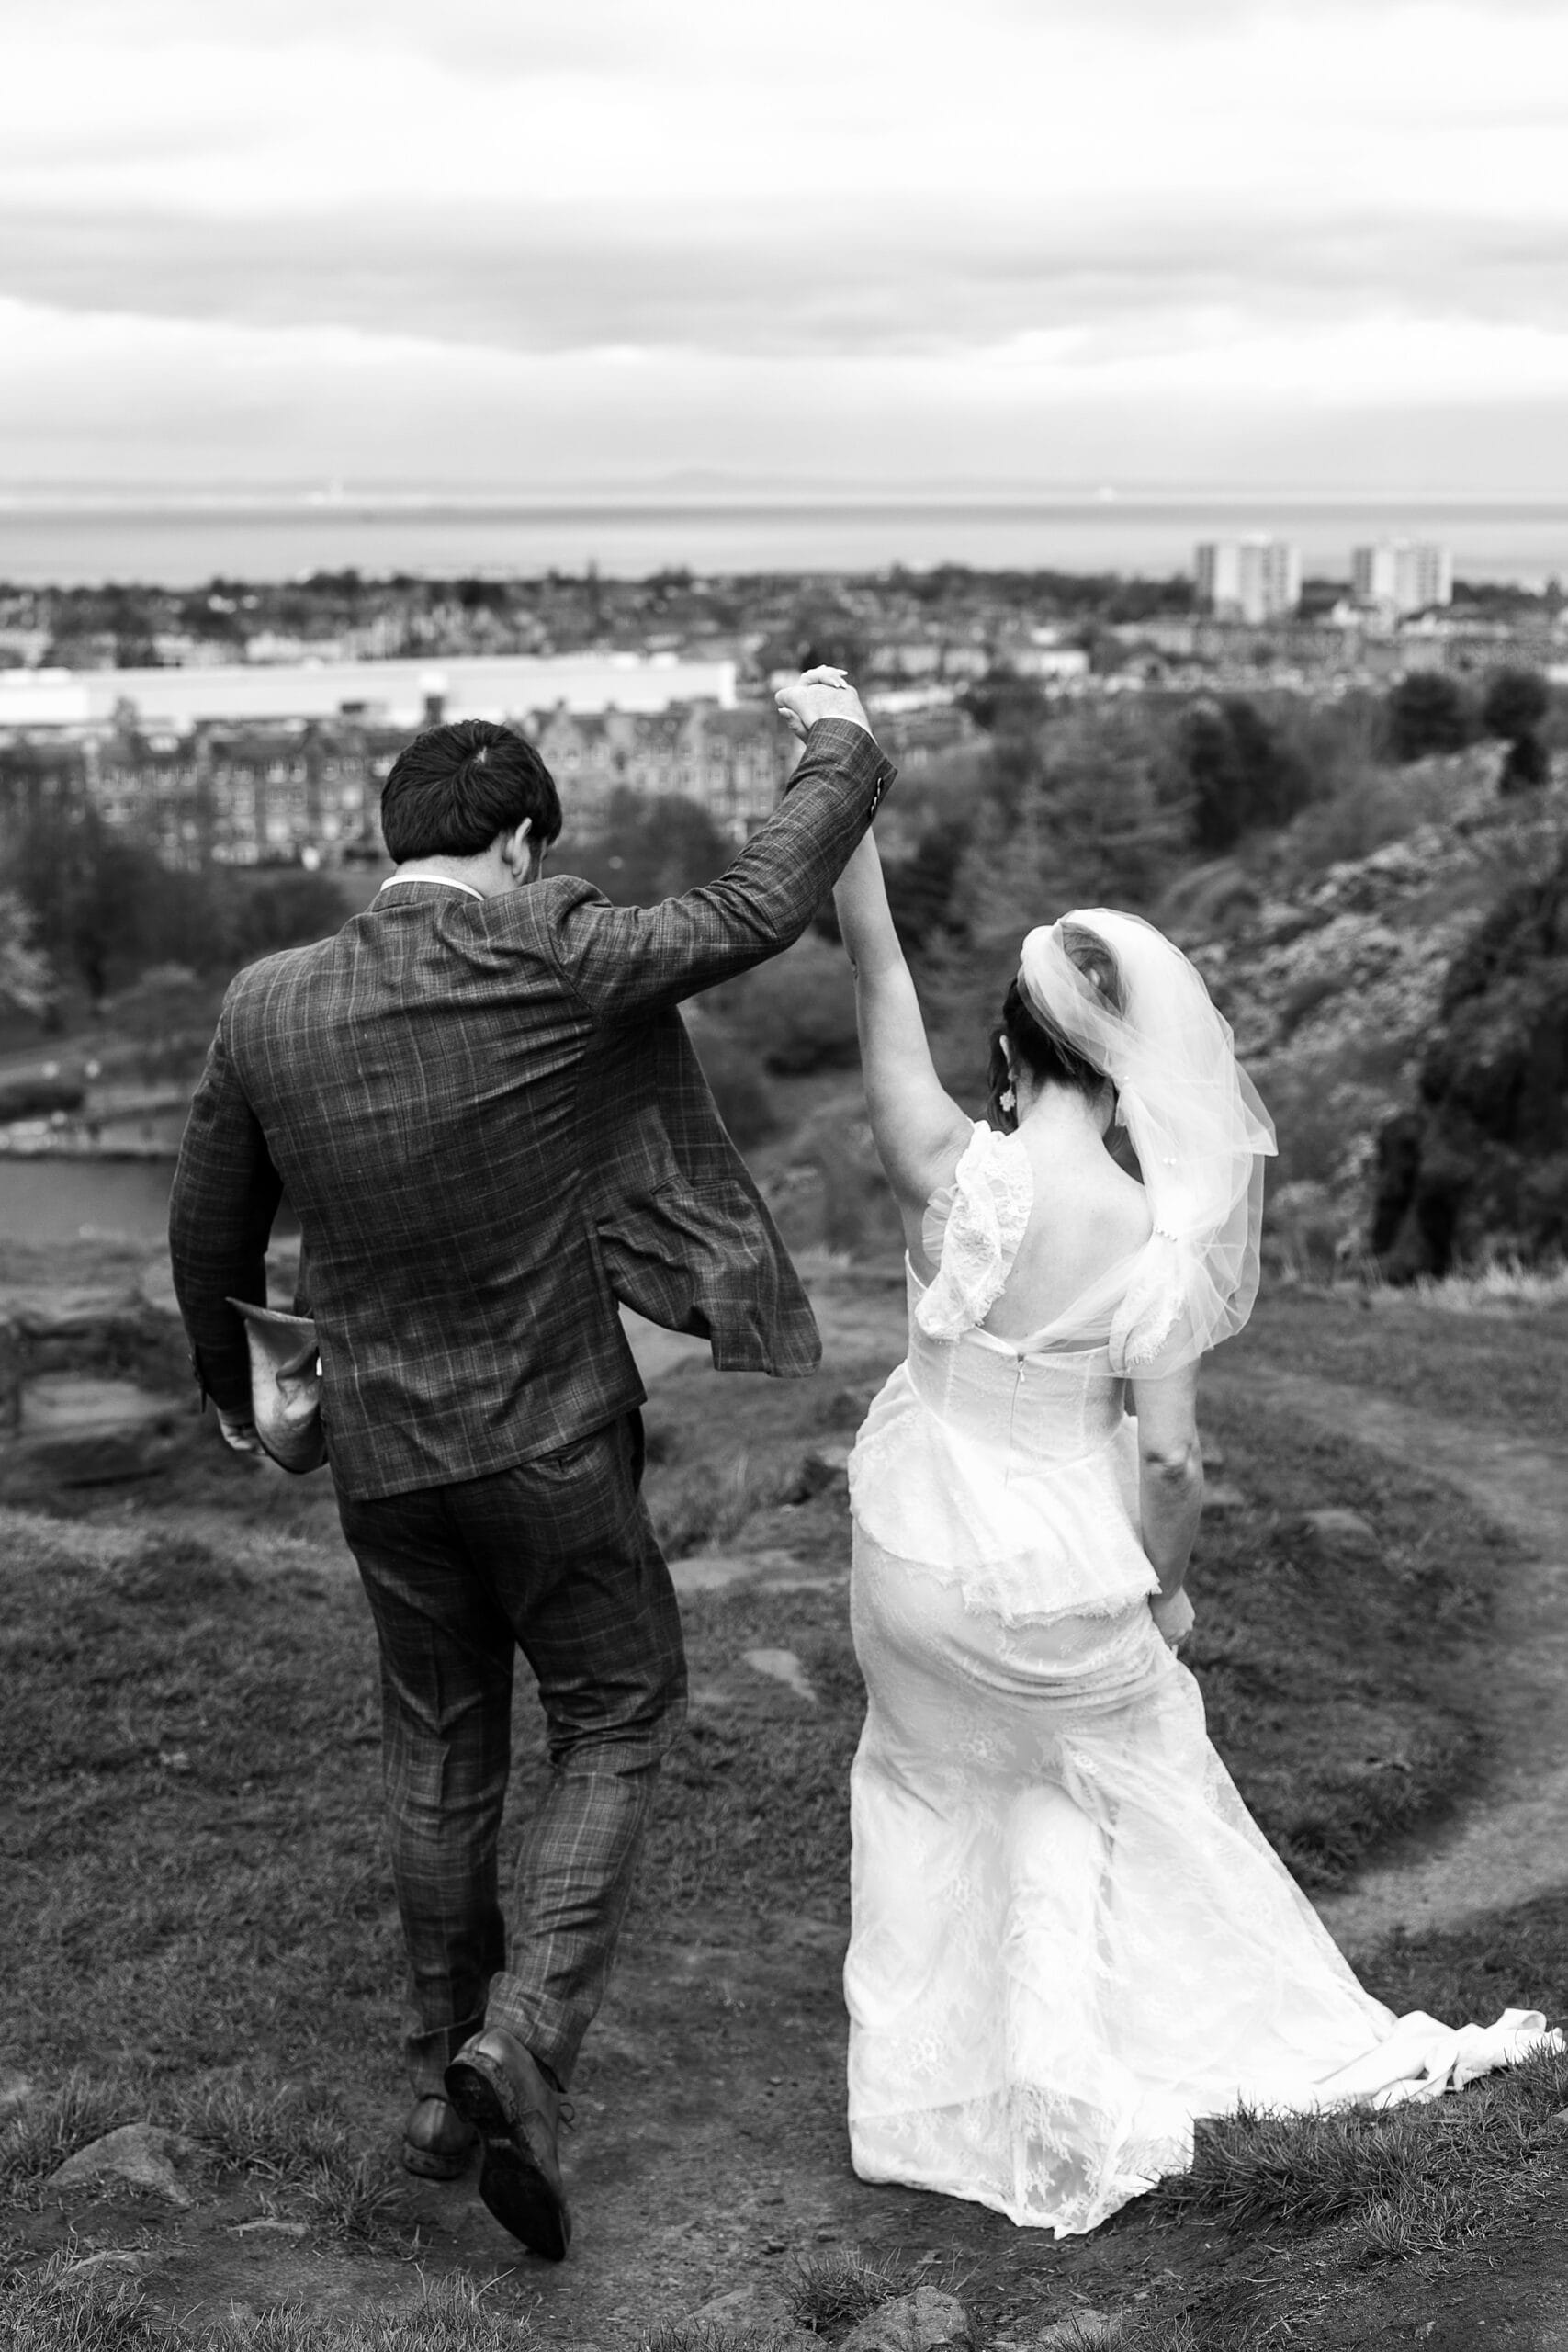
[978,1109,1151,1346]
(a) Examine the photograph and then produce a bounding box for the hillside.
[1165,750,1568,1272]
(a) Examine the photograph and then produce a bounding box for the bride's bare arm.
[1130,1361,1204,1607]
[832,830,971,1211]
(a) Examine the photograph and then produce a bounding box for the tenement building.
[0,697,792,872]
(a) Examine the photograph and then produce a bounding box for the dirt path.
[1204,1361,1568,1955]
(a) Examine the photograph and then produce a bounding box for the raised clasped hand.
[773,665,873,741]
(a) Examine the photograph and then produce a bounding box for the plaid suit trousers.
[336,1408,685,2096]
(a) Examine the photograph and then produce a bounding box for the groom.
[167,670,891,2262]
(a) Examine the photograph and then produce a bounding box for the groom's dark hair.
[379,719,562,864]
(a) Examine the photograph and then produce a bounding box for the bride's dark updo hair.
[987,922,1125,1131]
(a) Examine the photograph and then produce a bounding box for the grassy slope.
[1,1284,1563,2348]
[628,1333,1509,1911]
[1235,1283,1568,1446]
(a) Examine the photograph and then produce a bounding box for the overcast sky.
[5,0,1568,492]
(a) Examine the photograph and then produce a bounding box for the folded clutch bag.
[225,1298,326,1475]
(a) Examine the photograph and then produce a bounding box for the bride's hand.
[774,667,873,741]
[1150,1587,1195,1651]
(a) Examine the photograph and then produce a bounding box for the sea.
[2,494,1567,589]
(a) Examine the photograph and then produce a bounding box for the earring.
[1000,1086,1016,1114]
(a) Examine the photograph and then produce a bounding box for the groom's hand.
[774,667,873,742]
[216,1408,265,1457]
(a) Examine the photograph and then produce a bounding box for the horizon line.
[6,484,1568,513]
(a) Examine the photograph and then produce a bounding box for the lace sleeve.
[914,1124,1034,1340]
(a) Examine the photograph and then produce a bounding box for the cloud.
[2,198,1566,365]
[4,293,1568,498]
[4,0,1568,487]
[6,6,1568,215]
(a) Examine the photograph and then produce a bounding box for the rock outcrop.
[1167,752,1567,1269]
[1371,836,1568,1279]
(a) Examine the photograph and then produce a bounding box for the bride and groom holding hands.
[168,670,1556,2264]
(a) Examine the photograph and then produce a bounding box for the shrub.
[688,1023,781,1150]
[569,789,731,906]
[1385,673,1473,763]
[723,935,861,1077]
[1481,666,1551,742]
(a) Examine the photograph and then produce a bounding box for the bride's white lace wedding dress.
[844,1122,1556,2237]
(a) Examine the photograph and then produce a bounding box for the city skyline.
[6,0,1568,497]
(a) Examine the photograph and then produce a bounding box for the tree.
[1481,667,1551,741]
[0,888,53,1019]
[223,869,351,963]
[882,821,970,951]
[1385,673,1473,763]
[6,800,156,1005]
[755,594,867,679]
[946,705,1190,969]
[723,934,861,1076]
[1177,696,1315,854]
[568,790,731,906]
[956,667,1051,739]
[4,800,351,1006]
[1499,734,1550,794]
[1481,668,1552,796]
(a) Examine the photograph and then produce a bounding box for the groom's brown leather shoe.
[444,2028,571,2261]
[400,2094,478,2180]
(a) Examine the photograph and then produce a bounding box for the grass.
[1154,2038,1568,2245]
[0,2075,360,2208]
[1359,1883,1568,2036]
[635,1365,1513,1921]
[1,1276,1562,2347]
[1383,1259,1568,1312]
[1179,1384,1506,1889]
[1234,1280,1568,1446]
[0,2257,535,2351]
[0,2074,404,2255]
[0,1516,411,2264]
[0,1335,1512,2057]
[784,2247,915,2334]
[641,2327,799,2352]
[0,2073,134,2203]
[646,1444,799,1562]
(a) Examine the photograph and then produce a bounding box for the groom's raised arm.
[543,710,895,1024]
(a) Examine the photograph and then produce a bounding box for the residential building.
[69,717,394,868]
[1009,643,1091,684]
[1351,542,1453,616]
[1194,539,1302,625]
[531,700,791,844]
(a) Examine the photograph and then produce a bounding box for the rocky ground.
[1167,753,1568,1272]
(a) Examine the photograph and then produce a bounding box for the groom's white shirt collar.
[377,870,486,903]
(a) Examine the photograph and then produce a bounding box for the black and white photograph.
[2,4,1566,2347]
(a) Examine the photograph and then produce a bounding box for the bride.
[822,815,1558,2237]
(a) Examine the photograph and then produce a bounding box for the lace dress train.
[844,1125,1558,2236]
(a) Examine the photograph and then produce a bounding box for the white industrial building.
[0,651,738,733]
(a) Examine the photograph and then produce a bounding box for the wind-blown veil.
[1017,909,1277,1376]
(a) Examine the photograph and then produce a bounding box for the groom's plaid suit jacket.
[168,718,894,1500]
